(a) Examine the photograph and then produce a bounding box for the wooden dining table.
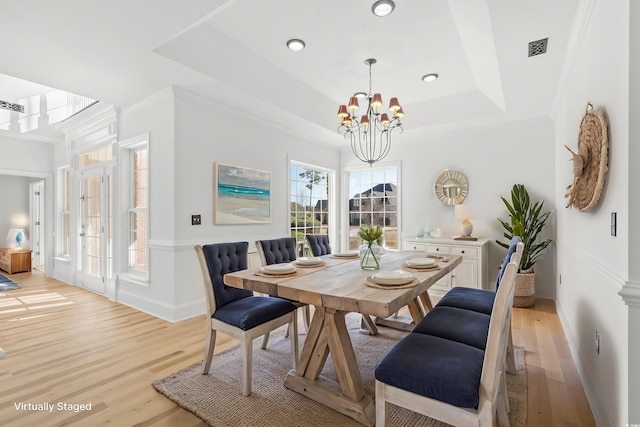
[224,250,462,426]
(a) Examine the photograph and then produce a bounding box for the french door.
[30,180,45,270]
[79,167,112,294]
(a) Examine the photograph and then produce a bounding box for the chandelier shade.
[337,58,404,165]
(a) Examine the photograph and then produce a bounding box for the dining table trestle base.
[284,370,376,426]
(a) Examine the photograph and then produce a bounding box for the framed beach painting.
[214,163,272,224]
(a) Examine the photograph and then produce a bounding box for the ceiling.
[0,0,581,144]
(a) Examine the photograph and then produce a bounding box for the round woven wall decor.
[564,103,609,211]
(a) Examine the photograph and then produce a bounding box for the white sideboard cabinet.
[403,237,489,300]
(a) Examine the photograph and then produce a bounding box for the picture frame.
[214,163,272,224]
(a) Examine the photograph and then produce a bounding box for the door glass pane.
[84,176,101,278]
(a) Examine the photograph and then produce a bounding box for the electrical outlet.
[191,215,202,225]
[595,330,600,354]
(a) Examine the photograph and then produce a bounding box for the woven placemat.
[254,271,298,278]
[293,261,325,268]
[330,254,359,259]
[364,276,419,289]
[402,265,441,273]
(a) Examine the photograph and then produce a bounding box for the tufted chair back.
[255,237,297,266]
[199,242,253,313]
[496,236,522,289]
[305,234,332,256]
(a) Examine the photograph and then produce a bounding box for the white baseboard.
[115,288,205,323]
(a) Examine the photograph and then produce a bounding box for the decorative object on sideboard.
[564,102,609,211]
[6,229,26,248]
[497,184,552,307]
[434,169,468,205]
[454,204,477,241]
[337,58,404,165]
[357,225,383,270]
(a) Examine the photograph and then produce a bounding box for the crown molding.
[620,281,640,307]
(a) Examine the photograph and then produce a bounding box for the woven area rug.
[153,313,526,427]
[0,275,20,292]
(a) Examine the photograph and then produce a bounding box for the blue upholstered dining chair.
[305,234,332,257]
[255,237,310,334]
[194,242,298,396]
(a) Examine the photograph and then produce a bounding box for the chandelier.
[337,58,404,165]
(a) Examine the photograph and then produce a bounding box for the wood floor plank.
[0,272,596,426]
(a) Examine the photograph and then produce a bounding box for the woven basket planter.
[513,271,535,308]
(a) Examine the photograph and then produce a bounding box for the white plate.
[332,252,359,258]
[260,263,297,275]
[296,257,323,266]
[405,258,436,268]
[371,270,415,285]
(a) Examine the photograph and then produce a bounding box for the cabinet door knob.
[461,250,465,254]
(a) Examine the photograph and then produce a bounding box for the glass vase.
[359,242,381,270]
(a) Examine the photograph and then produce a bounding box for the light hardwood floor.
[0,271,596,426]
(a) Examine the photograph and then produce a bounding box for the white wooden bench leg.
[375,381,390,427]
[242,337,253,396]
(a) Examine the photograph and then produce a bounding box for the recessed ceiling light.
[422,73,439,83]
[371,0,395,17]
[354,92,368,99]
[286,39,306,52]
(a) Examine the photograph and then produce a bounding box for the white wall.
[342,117,557,295]
[0,135,54,177]
[0,175,32,248]
[553,0,630,425]
[0,135,55,274]
[116,87,342,321]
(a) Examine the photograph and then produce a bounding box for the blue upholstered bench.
[374,259,519,426]
[436,236,522,316]
[434,237,523,375]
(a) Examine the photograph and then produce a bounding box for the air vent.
[528,38,548,57]
[0,99,25,113]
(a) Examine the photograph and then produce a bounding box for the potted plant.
[357,225,383,270]
[497,184,552,307]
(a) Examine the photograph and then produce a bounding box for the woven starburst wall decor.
[564,103,609,212]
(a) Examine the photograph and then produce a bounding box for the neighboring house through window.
[345,163,400,250]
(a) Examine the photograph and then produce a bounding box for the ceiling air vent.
[0,99,25,113]
[528,38,548,57]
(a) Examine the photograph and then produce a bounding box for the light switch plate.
[192,215,202,225]
[611,212,616,236]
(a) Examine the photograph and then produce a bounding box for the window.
[290,162,333,256]
[57,166,72,257]
[119,133,149,280]
[346,163,400,250]
[128,147,148,273]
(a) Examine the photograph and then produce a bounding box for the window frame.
[56,165,72,259]
[118,133,150,284]
[289,160,336,256]
[342,161,402,251]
